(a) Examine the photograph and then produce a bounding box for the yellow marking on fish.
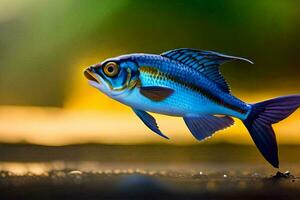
[139,66,246,114]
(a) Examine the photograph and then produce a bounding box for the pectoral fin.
[132,108,169,139]
[183,115,234,141]
[140,86,174,101]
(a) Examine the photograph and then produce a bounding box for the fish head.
[83,55,139,97]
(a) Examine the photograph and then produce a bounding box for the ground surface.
[0,143,299,199]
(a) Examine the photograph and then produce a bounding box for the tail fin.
[243,95,300,168]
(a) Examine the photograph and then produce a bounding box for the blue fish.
[84,48,300,168]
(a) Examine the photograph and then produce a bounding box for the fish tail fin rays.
[183,115,234,141]
[243,95,300,168]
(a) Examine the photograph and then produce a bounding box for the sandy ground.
[0,143,299,199]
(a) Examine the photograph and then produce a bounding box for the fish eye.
[103,62,119,77]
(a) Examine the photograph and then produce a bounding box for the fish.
[84,48,300,168]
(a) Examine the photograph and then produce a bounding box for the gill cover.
[93,58,140,93]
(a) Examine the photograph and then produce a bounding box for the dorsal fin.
[161,48,253,93]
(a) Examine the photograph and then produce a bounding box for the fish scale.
[135,66,200,116]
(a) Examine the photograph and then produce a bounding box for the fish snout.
[83,66,99,83]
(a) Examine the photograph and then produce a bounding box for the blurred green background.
[1,0,300,107]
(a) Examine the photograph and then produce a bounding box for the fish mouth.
[84,68,99,83]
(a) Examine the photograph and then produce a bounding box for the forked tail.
[243,95,300,168]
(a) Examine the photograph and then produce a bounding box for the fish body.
[113,53,250,119]
[84,48,300,168]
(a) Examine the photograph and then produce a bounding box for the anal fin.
[183,115,234,141]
